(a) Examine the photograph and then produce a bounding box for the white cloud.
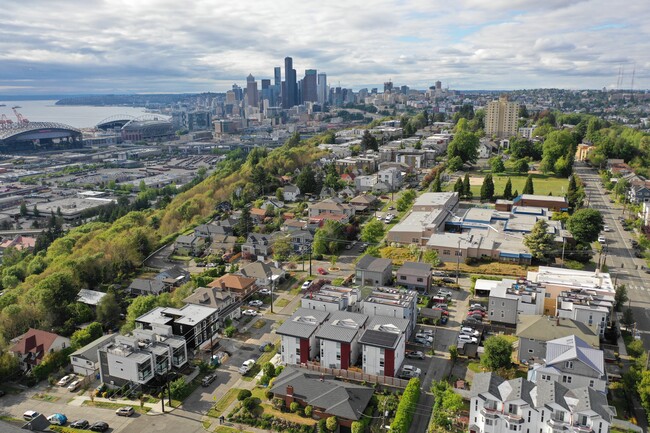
[0,0,647,94]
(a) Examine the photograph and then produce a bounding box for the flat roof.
[389,210,444,233]
[528,266,614,293]
[413,192,457,208]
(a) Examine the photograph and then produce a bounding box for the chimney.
[220,281,226,290]
[285,385,294,407]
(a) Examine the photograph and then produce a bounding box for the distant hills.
[55,93,224,106]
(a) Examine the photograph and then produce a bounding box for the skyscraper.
[317,73,327,104]
[273,66,281,107]
[246,74,258,107]
[302,69,318,103]
[260,79,271,110]
[284,57,297,108]
[384,80,393,93]
[485,95,519,138]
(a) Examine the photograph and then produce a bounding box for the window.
[540,410,544,422]
[443,250,451,255]
[565,361,573,369]
[509,424,518,431]
[562,375,572,384]
[400,276,407,280]
[379,360,385,367]
[501,312,505,318]
[501,302,505,307]
[589,380,595,387]
[417,277,423,282]
[485,419,493,426]
[527,411,531,422]
[296,348,301,355]
[336,353,341,360]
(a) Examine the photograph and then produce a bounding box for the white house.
[277,309,330,365]
[301,285,361,312]
[358,316,409,377]
[361,287,418,338]
[282,185,301,202]
[70,334,116,376]
[316,312,368,370]
[555,291,611,337]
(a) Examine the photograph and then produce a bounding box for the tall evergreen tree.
[503,178,513,199]
[431,172,442,192]
[463,173,472,199]
[361,130,378,151]
[480,174,495,201]
[522,175,535,195]
[523,219,555,261]
[453,178,464,195]
[566,175,583,211]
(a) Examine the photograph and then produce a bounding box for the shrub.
[263,362,276,378]
[275,365,284,376]
[389,378,420,433]
[628,339,645,358]
[265,390,274,400]
[318,419,327,433]
[290,401,300,413]
[326,416,338,432]
[238,389,252,401]
[169,377,193,401]
[351,421,363,433]
[242,396,257,411]
[304,405,313,417]
[259,375,271,386]
[224,325,236,337]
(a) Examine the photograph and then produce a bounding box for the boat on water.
[11,105,21,109]
[0,104,6,107]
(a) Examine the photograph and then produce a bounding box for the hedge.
[389,377,420,433]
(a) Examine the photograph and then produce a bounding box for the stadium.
[0,122,83,153]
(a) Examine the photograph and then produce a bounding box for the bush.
[169,377,193,401]
[351,421,363,433]
[242,396,257,411]
[259,375,271,386]
[326,416,338,432]
[304,405,313,417]
[265,390,274,400]
[290,401,300,413]
[263,362,276,378]
[318,418,327,433]
[224,325,236,338]
[389,378,420,433]
[238,389,252,401]
[628,339,645,358]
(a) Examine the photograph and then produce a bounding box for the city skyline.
[0,0,648,95]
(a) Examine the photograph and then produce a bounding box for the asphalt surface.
[574,164,650,347]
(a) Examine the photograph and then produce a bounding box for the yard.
[208,388,243,418]
[82,400,151,414]
[441,262,535,278]
[444,173,569,198]
[250,387,316,425]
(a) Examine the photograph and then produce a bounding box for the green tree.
[566,208,604,243]
[503,178,513,199]
[513,158,529,174]
[33,205,40,217]
[446,155,463,172]
[272,237,293,261]
[566,175,584,211]
[326,416,338,432]
[431,172,442,192]
[522,175,534,195]
[523,219,555,261]
[276,187,284,202]
[361,219,385,244]
[490,157,505,173]
[238,389,252,401]
[361,130,378,152]
[0,351,19,380]
[351,421,363,433]
[621,307,635,330]
[449,345,458,363]
[481,336,513,370]
[389,378,420,433]
[422,250,440,267]
[453,178,464,195]
[480,174,495,201]
[296,165,318,195]
[396,189,416,212]
[312,220,346,255]
[463,173,472,199]
[235,205,252,237]
[614,285,628,312]
[20,201,27,217]
[447,130,479,163]
[71,322,103,349]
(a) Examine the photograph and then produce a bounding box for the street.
[574,165,650,348]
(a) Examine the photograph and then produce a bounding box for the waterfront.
[0,100,154,129]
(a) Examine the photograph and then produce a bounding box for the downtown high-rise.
[283,57,297,108]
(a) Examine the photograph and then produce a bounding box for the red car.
[432,308,449,316]
[468,310,486,317]
[317,267,328,275]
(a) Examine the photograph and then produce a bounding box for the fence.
[291,363,410,389]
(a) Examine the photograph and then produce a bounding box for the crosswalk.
[628,284,648,291]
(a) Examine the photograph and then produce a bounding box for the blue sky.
[0,0,648,95]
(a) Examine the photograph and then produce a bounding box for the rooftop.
[364,287,417,308]
[276,308,330,338]
[516,316,599,347]
[413,192,458,208]
[528,266,614,294]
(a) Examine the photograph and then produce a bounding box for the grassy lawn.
[379,246,419,266]
[169,254,192,262]
[82,400,151,413]
[208,388,243,418]
[252,319,267,329]
[258,402,317,425]
[32,393,60,402]
[275,298,290,308]
[444,172,569,198]
[468,361,486,373]
[214,426,252,433]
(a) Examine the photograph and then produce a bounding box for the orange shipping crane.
[0,114,13,128]
[12,107,29,124]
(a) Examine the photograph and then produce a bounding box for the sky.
[0,0,649,95]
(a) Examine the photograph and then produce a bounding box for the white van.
[23,410,40,421]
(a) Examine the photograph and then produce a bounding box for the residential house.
[241,233,273,259]
[262,199,285,210]
[98,327,187,389]
[376,167,403,191]
[277,308,330,364]
[485,278,545,325]
[174,234,205,256]
[270,366,374,428]
[527,335,607,393]
[250,207,268,224]
[555,291,612,337]
[338,185,356,199]
[290,230,313,253]
[282,219,308,232]
[70,333,115,376]
[628,183,650,204]
[301,285,361,312]
[194,220,234,238]
[308,198,355,219]
[0,235,36,252]
[237,261,285,287]
[516,316,599,364]
[129,278,168,296]
[207,274,257,300]
[469,372,612,433]
[183,285,241,322]
[316,311,368,369]
[361,287,418,337]
[349,194,379,213]
[355,256,393,287]
[135,304,218,349]
[282,185,301,202]
[396,261,432,293]
[10,328,71,372]
[354,175,378,192]
[76,289,107,307]
[206,234,238,255]
[358,316,409,377]
[155,266,190,288]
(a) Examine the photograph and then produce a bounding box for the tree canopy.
[447,131,479,164]
[523,219,555,260]
[481,336,513,370]
[567,208,604,243]
[361,219,385,244]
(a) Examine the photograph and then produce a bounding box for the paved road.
[574,164,650,348]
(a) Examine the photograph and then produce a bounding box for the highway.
[574,165,650,348]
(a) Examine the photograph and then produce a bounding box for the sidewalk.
[616,312,648,432]
[67,394,169,415]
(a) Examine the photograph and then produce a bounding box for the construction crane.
[0,114,13,128]
[12,107,29,124]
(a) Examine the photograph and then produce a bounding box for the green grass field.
[444,173,569,198]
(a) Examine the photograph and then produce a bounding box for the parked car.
[23,411,39,421]
[399,365,422,379]
[457,334,478,344]
[0,390,5,397]
[258,289,271,295]
[67,379,82,392]
[317,267,328,275]
[239,359,256,374]
[442,277,456,284]
[70,420,90,429]
[635,251,644,258]
[259,342,273,352]
[115,406,135,417]
[414,336,432,346]
[603,225,613,232]
[242,309,258,316]
[89,421,110,432]
[201,373,217,387]
[432,308,449,316]
[47,414,67,426]
[464,317,482,325]
[57,374,75,387]
[460,327,480,337]
[468,310,486,317]
[469,304,486,311]
[597,236,606,244]
[405,350,425,359]
[433,303,448,310]
[437,289,453,297]
[415,333,434,344]
[301,280,312,290]
[359,243,368,252]
[432,271,446,277]
[248,300,263,307]
[438,316,448,325]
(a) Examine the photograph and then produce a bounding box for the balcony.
[547,418,569,430]
[502,413,524,424]
[480,407,499,418]
[571,424,593,433]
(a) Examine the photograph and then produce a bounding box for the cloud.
[0,0,647,94]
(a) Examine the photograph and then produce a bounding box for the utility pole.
[561,238,566,268]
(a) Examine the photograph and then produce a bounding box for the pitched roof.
[356,255,392,272]
[396,261,432,277]
[315,312,368,343]
[568,386,612,421]
[156,266,189,280]
[207,274,256,291]
[270,366,374,421]
[76,289,107,306]
[277,308,330,338]
[129,278,167,295]
[516,316,599,347]
[238,262,283,280]
[10,328,64,357]
[70,333,116,362]
[545,335,605,376]
[183,286,235,310]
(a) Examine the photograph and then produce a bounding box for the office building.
[317,73,328,104]
[246,74,258,108]
[485,95,519,138]
[284,57,297,108]
[303,69,318,103]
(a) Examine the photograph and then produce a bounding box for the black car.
[442,277,455,284]
[201,373,217,387]
[90,421,110,432]
[70,419,90,429]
